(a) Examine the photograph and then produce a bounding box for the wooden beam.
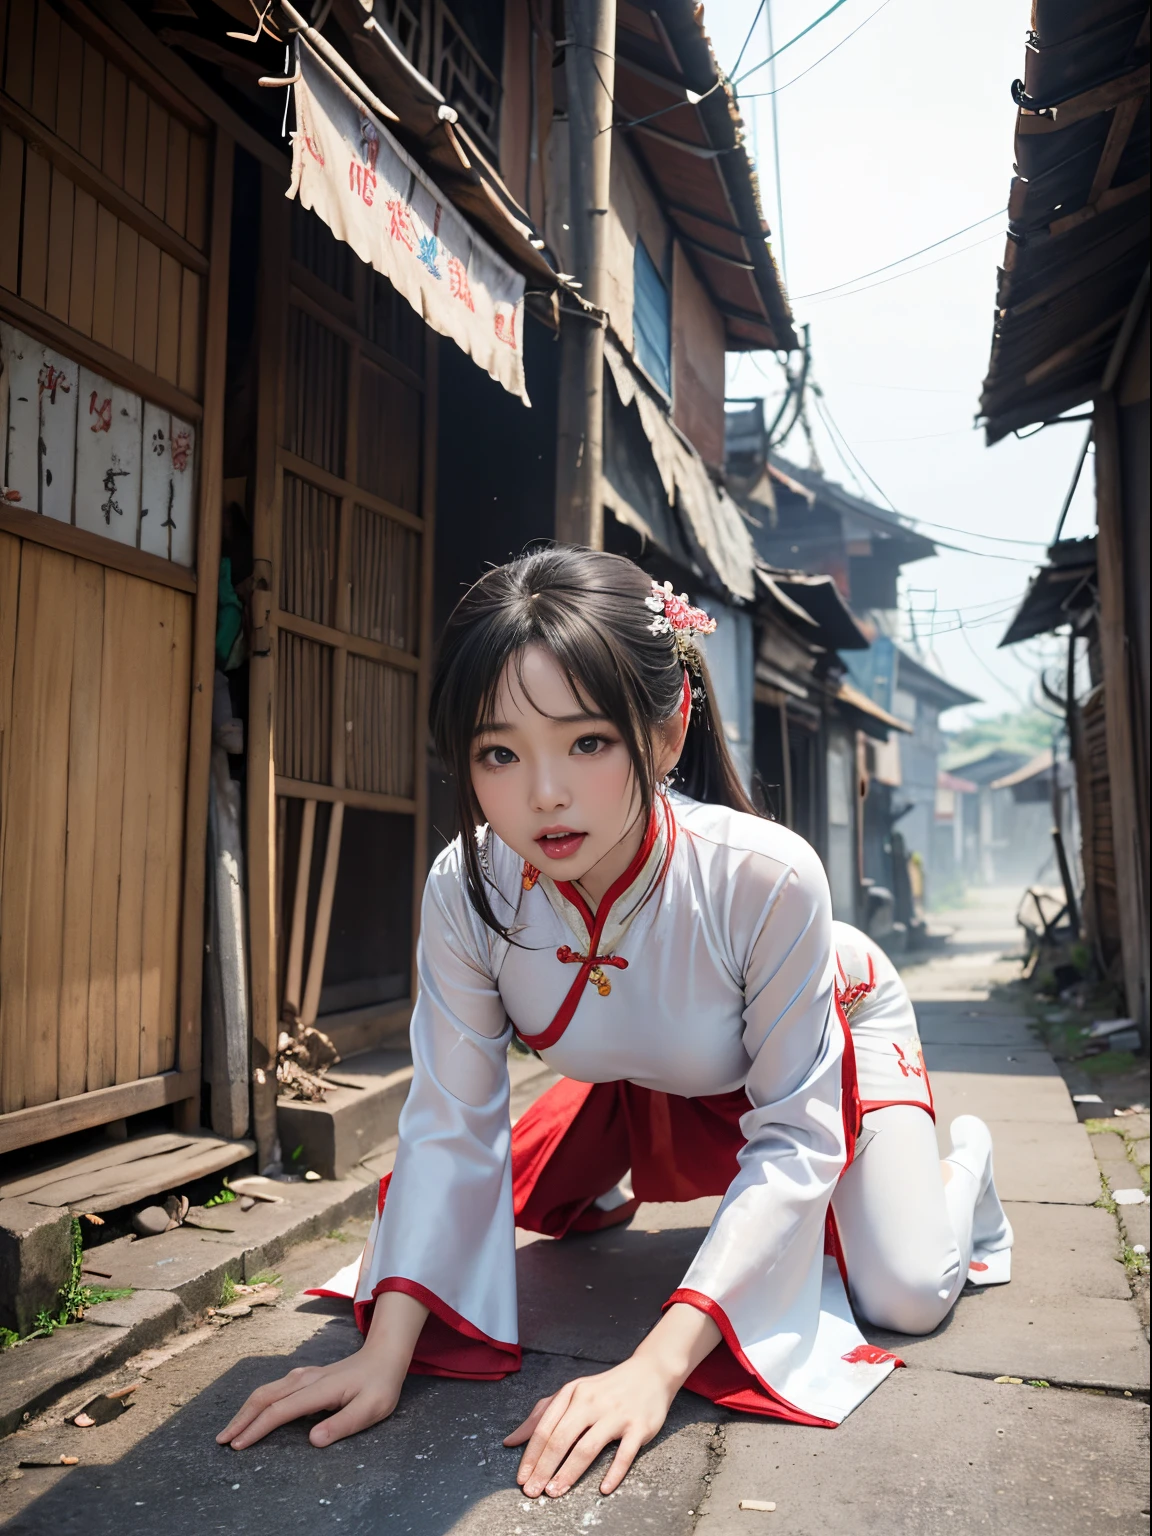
[412,329,439,1001]
[1050,173,1150,235]
[677,233,756,270]
[0,290,204,421]
[1088,94,1145,203]
[81,0,291,172]
[1093,391,1149,1035]
[282,799,317,1022]
[1023,309,1127,386]
[1051,63,1150,127]
[248,165,291,1168]
[174,130,233,1130]
[278,450,424,534]
[288,281,426,394]
[0,504,196,593]
[300,802,344,1028]
[274,776,417,815]
[0,95,210,275]
[0,1070,199,1154]
[275,608,420,672]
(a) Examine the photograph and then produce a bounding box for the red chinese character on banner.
[88,392,112,433]
[493,302,518,348]
[349,160,377,207]
[386,199,415,251]
[171,428,193,473]
[447,255,475,311]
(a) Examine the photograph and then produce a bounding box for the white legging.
[830,1104,991,1336]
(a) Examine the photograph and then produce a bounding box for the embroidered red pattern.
[841,1344,898,1366]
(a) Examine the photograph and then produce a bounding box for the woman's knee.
[850,1261,959,1336]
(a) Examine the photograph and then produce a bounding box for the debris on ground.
[739,1498,777,1511]
[276,1018,340,1102]
[71,1384,140,1428]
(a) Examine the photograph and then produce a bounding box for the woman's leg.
[830,1105,1012,1336]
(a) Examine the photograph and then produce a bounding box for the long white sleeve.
[353,842,519,1352]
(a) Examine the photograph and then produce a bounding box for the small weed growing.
[28,1221,132,1339]
[249,1271,282,1288]
[220,1274,238,1306]
[205,1188,237,1207]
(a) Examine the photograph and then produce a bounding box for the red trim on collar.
[517,798,675,1053]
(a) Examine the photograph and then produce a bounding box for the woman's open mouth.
[535,829,588,861]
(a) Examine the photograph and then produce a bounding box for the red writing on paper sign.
[171,428,192,473]
[89,393,112,433]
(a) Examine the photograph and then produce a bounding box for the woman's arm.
[217,1288,430,1450]
[503,1303,722,1498]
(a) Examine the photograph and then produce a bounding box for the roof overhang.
[999,537,1098,646]
[613,2,797,352]
[978,0,1150,441]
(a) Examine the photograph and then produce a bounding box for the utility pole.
[554,0,616,548]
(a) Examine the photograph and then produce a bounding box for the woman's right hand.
[216,1288,430,1450]
[216,1347,402,1450]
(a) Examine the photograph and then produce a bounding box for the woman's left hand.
[502,1356,678,1499]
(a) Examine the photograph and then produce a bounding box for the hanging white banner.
[288,39,529,405]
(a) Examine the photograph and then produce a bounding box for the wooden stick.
[300,800,344,1028]
[174,129,233,1132]
[282,798,316,1021]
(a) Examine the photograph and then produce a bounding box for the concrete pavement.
[1,889,1147,1533]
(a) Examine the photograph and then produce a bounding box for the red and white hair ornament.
[645,581,717,674]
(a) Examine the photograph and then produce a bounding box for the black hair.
[429,545,759,937]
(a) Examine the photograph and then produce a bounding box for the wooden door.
[246,170,437,1160]
[0,1,230,1151]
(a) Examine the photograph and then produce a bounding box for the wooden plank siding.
[0,5,231,1148]
[0,544,192,1113]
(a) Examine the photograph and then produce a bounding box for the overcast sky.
[703,0,1094,726]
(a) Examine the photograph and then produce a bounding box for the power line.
[802,231,1003,304]
[737,0,895,101]
[730,0,766,78]
[792,211,1005,300]
[810,386,1043,563]
[764,0,787,288]
[734,0,855,86]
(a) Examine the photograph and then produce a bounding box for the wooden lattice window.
[246,188,435,1056]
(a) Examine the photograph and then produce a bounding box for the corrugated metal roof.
[979,0,1149,440]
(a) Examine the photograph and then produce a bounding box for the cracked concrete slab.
[695,1366,1149,1535]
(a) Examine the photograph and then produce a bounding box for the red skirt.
[370,1065,863,1422]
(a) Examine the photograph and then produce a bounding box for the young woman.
[219,548,1011,1497]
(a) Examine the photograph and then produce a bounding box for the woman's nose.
[529,762,570,813]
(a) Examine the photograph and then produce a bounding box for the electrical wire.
[734,0,855,86]
[793,215,1005,300]
[737,0,894,101]
[802,231,1004,304]
[810,387,1043,563]
[730,0,767,78]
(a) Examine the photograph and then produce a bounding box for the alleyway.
[1,890,1147,1535]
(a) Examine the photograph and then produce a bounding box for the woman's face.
[470,644,682,894]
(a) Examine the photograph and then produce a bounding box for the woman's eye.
[572,735,605,756]
[480,745,518,767]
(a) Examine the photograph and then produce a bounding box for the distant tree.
[943,708,1057,762]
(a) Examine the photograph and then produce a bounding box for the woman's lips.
[535,831,587,861]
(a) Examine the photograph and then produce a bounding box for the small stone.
[993,1376,1023,1385]
[304,1170,322,1182]
[1113,1189,1148,1205]
[216,1302,252,1318]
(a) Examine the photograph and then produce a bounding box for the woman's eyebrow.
[472,710,607,736]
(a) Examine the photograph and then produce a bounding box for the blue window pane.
[633,239,671,396]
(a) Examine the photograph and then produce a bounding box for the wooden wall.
[0,535,191,1113]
